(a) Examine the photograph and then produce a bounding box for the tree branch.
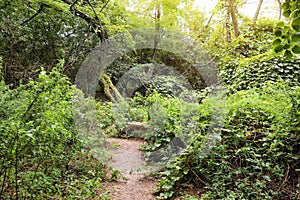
[229,0,240,38]
[61,0,107,42]
[277,164,290,192]
[21,4,50,25]
[205,1,220,28]
[70,0,80,9]
[99,0,111,13]
[86,0,106,40]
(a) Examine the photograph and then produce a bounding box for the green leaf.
[275,21,285,29]
[292,44,300,54]
[292,32,300,42]
[274,44,284,53]
[281,2,288,10]
[283,10,291,18]
[274,29,282,37]
[284,49,293,58]
[291,8,300,18]
[284,43,291,49]
[291,18,300,31]
[272,38,282,46]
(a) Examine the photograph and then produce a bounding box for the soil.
[104,138,158,200]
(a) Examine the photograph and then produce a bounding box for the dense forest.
[0,0,300,199]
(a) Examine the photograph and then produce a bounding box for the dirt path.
[105,138,158,200]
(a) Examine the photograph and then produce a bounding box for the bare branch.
[205,1,221,28]
[99,0,111,13]
[61,0,107,42]
[86,0,107,42]
[21,4,50,25]
[70,0,80,8]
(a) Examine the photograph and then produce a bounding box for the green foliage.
[147,75,191,97]
[272,0,300,58]
[111,89,202,164]
[0,0,92,83]
[123,0,194,31]
[0,68,107,199]
[205,17,275,63]
[156,83,300,199]
[1,1,299,199]
[0,0,128,84]
[0,56,3,82]
[221,55,300,92]
[120,90,182,144]
[140,91,182,149]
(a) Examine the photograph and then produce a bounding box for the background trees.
[0,0,127,84]
[0,0,300,199]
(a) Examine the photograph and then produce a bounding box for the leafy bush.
[272,0,300,58]
[156,83,300,199]
[113,91,182,144]
[225,17,275,59]
[110,89,202,164]
[0,68,108,199]
[221,56,300,93]
[205,17,275,64]
[139,91,183,158]
[147,75,191,97]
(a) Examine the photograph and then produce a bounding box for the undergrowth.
[0,68,109,199]
[155,82,300,199]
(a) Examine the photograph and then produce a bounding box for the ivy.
[156,83,300,199]
[273,0,300,58]
[221,56,300,93]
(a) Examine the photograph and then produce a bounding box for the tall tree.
[225,8,232,42]
[124,0,192,31]
[252,0,264,27]
[228,0,239,38]
[152,0,161,60]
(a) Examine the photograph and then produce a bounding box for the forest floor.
[104,138,158,200]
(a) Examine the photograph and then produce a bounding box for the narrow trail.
[105,138,158,200]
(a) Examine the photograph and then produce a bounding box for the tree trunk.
[226,5,231,43]
[152,1,161,61]
[277,0,282,20]
[228,0,239,38]
[252,0,264,28]
[100,73,123,102]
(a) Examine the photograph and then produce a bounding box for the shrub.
[156,83,300,199]
[0,68,107,199]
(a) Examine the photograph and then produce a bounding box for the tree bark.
[228,0,239,38]
[252,0,264,28]
[152,1,161,61]
[277,0,282,20]
[226,5,231,43]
